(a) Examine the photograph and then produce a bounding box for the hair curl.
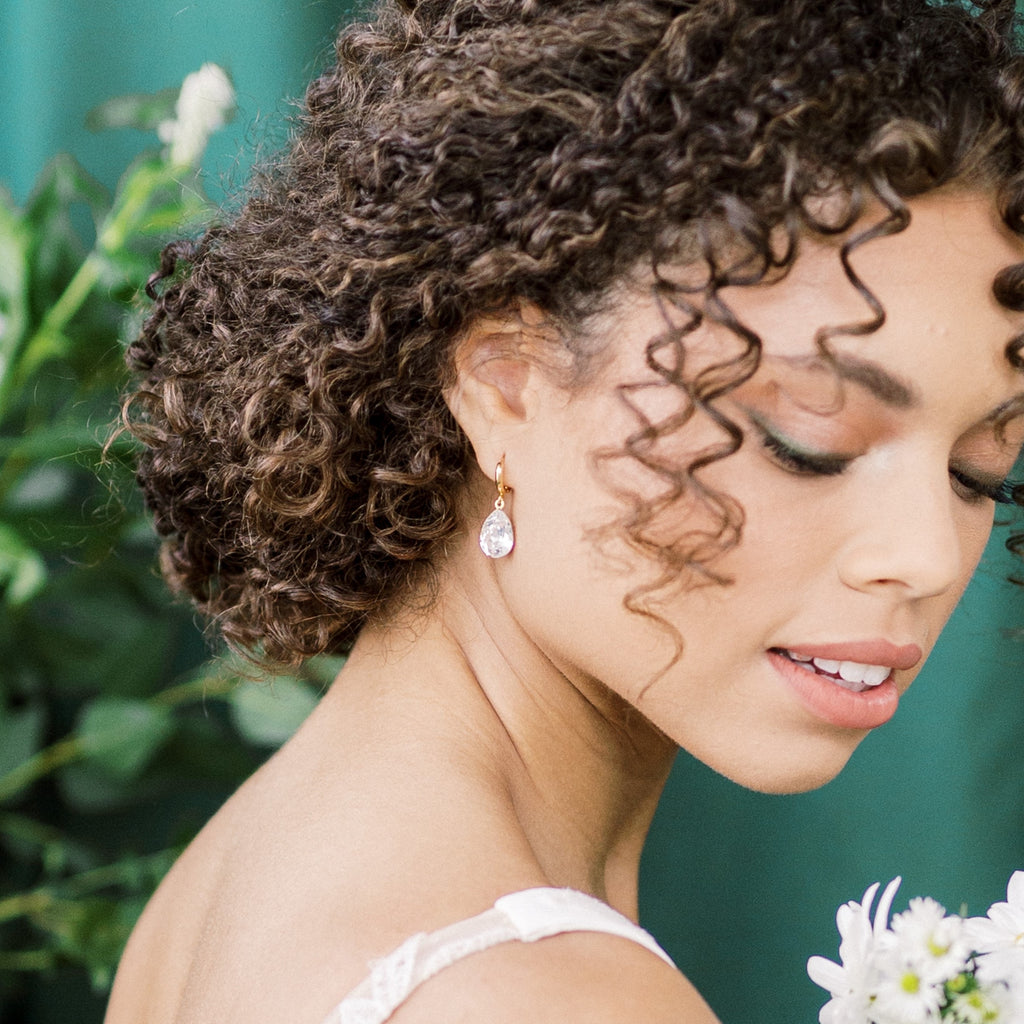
[124,0,1024,664]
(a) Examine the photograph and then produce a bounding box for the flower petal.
[807,955,846,994]
[1006,870,1024,906]
[874,876,902,939]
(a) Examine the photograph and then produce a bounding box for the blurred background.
[1,2,1021,1022]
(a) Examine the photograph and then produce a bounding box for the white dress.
[320,887,676,1024]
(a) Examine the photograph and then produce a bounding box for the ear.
[446,303,568,473]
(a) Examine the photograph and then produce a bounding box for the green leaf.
[4,464,76,513]
[57,761,146,813]
[75,698,174,780]
[0,703,46,778]
[32,584,176,698]
[1,154,131,401]
[24,153,109,234]
[86,88,179,133]
[228,676,319,747]
[0,522,47,607]
[23,156,110,307]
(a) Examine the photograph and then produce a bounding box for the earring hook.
[494,458,508,507]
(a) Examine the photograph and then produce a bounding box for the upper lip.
[774,640,923,671]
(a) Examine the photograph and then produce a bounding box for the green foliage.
[0,72,338,1016]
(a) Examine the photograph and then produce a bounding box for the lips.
[767,640,923,730]
[779,640,924,673]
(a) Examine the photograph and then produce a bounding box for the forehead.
[711,192,1024,410]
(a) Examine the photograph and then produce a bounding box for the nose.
[836,467,968,600]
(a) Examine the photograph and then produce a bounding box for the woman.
[105,0,1024,1021]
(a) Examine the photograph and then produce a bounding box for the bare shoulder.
[103,843,210,1023]
[388,931,721,1024]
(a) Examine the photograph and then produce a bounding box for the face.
[497,192,1024,793]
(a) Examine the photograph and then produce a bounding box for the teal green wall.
[4,4,1023,1022]
[1,1,347,204]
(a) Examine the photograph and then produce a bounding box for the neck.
[337,544,678,917]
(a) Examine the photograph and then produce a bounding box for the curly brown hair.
[124,0,1024,665]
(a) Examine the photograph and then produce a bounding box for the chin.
[696,734,863,795]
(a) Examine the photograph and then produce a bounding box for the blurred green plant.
[0,67,338,1011]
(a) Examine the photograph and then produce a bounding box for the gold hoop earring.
[478,457,514,559]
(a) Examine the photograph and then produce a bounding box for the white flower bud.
[158,63,235,168]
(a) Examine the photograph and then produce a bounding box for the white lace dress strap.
[321,887,675,1024]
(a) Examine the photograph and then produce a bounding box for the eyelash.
[756,428,850,477]
[752,421,1019,506]
[949,468,1016,506]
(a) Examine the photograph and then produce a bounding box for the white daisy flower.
[890,897,971,987]
[868,964,944,1023]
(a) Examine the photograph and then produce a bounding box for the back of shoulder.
[387,930,721,1024]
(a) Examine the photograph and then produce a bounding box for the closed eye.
[949,467,1018,505]
[747,414,853,477]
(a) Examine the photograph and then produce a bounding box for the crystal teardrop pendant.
[479,507,514,558]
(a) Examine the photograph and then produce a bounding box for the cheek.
[697,445,823,565]
[961,504,998,564]
[497,428,727,697]
[500,487,682,692]
[946,504,996,605]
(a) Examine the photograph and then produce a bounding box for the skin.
[104,192,1024,1024]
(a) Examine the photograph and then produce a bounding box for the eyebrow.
[831,355,918,408]
[772,353,918,409]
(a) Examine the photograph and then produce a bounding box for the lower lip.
[767,650,899,730]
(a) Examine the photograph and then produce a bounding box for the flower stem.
[0,950,56,972]
[0,252,102,417]
[0,736,82,804]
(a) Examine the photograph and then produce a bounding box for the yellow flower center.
[900,972,920,994]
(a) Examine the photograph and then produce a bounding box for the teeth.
[869,665,890,685]
[812,658,841,674]
[837,661,861,682]
[781,650,890,690]
[835,660,890,686]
